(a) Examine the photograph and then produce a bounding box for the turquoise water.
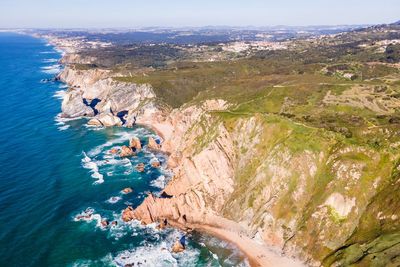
[0,33,246,267]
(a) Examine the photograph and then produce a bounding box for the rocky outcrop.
[56,43,399,266]
[127,99,400,266]
[120,146,134,158]
[58,66,157,124]
[87,113,122,127]
[61,89,94,118]
[129,137,142,152]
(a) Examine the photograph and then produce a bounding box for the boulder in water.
[98,113,123,127]
[135,163,145,172]
[120,146,135,158]
[122,187,133,194]
[129,137,142,152]
[87,118,102,126]
[109,148,119,154]
[101,220,109,227]
[151,160,161,168]
[171,239,185,253]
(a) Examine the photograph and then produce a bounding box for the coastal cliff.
[133,102,400,267]
[55,42,400,267]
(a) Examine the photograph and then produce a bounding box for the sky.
[0,0,399,28]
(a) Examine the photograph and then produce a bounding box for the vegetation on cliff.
[55,23,400,266]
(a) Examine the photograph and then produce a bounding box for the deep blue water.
[0,33,246,267]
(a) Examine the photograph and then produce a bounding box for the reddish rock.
[101,220,109,227]
[122,206,135,222]
[122,187,133,194]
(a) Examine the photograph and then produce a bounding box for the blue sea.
[0,33,247,267]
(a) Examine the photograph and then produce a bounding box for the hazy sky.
[0,0,399,28]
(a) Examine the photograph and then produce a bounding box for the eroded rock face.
[61,89,94,118]
[58,66,157,123]
[127,100,399,266]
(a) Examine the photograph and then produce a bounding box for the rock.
[101,220,109,227]
[122,187,133,194]
[96,113,123,127]
[171,239,185,253]
[156,219,168,230]
[135,163,145,172]
[129,137,142,152]
[95,81,156,113]
[151,160,161,168]
[148,137,161,150]
[61,90,94,118]
[122,206,135,222]
[120,146,135,157]
[111,221,118,226]
[109,148,119,154]
[87,118,102,126]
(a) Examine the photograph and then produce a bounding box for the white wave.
[73,208,108,230]
[55,113,83,123]
[150,175,166,189]
[58,124,70,131]
[84,124,105,131]
[112,230,200,267]
[87,130,146,157]
[53,90,66,100]
[81,152,104,184]
[41,64,62,74]
[43,58,58,63]
[59,83,68,89]
[54,48,65,56]
[106,196,122,204]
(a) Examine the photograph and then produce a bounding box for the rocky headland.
[49,34,400,267]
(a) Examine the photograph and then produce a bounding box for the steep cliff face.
[220,115,400,266]
[58,66,158,126]
[129,100,400,266]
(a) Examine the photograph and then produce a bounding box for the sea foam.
[82,152,104,184]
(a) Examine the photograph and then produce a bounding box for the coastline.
[43,34,305,267]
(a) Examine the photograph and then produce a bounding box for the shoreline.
[164,218,303,267]
[43,34,304,267]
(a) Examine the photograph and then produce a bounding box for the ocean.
[0,33,247,267]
